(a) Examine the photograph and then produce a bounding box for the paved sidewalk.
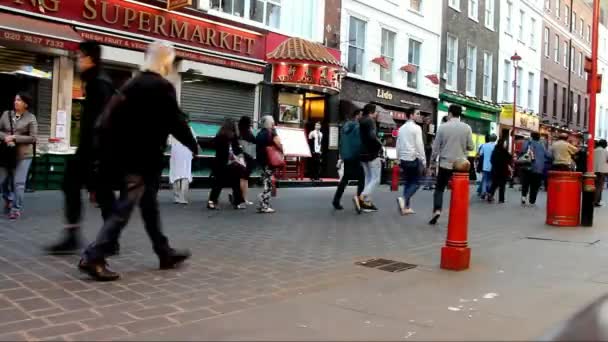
[0,186,606,340]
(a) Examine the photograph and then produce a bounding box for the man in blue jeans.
[396,108,426,215]
[477,134,497,199]
[354,104,383,213]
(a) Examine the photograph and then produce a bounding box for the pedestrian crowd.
[0,40,606,283]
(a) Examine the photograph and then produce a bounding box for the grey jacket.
[431,118,474,170]
[0,111,38,160]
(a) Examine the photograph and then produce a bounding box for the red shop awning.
[0,12,81,50]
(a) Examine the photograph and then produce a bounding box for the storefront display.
[499,104,540,154]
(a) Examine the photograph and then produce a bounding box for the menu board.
[275,126,312,158]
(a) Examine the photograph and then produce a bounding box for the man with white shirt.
[396,108,426,215]
[308,122,323,181]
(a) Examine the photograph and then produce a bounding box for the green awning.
[439,93,501,113]
[190,122,220,138]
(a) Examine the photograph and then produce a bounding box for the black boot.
[78,258,120,281]
[45,229,83,255]
[158,248,191,270]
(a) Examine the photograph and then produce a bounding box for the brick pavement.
[0,186,588,340]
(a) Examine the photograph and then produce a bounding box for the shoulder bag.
[265,130,285,169]
[0,111,17,169]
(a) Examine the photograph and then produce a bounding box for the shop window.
[251,0,281,29]
[446,34,458,90]
[348,17,366,76]
[380,29,395,83]
[210,0,245,17]
[407,39,421,89]
[278,92,303,124]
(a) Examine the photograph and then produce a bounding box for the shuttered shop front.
[180,76,256,125]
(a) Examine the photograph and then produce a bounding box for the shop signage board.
[0,28,79,50]
[0,0,266,60]
[499,105,540,132]
[271,63,342,93]
[78,30,264,73]
[275,127,312,158]
[329,124,339,150]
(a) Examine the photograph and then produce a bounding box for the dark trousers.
[311,153,321,180]
[63,154,116,225]
[333,160,364,204]
[595,173,605,205]
[489,174,507,203]
[433,167,453,212]
[521,170,543,204]
[401,159,421,207]
[83,174,170,262]
[209,167,243,205]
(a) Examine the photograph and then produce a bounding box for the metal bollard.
[440,160,471,271]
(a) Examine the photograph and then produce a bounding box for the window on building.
[348,17,366,75]
[580,18,584,37]
[562,87,567,119]
[544,28,550,57]
[563,41,568,67]
[449,0,460,10]
[528,72,535,110]
[552,82,558,117]
[483,52,493,100]
[545,0,550,11]
[569,90,574,122]
[577,94,581,124]
[554,34,560,62]
[469,0,478,20]
[410,0,422,12]
[578,51,583,76]
[407,39,421,88]
[587,25,592,42]
[506,1,513,34]
[572,12,577,31]
[485,0,494,29]
[519,10,525,41]
[571,46,575,72]
[251,0,281,28]
[446,34,458,90]
[555,0,560,18]
[585,97,588,127]
[565,5,570,27]
[466,43,477,95]
[503,60,511,102]
[516,67,522,105]
[210,0,245,17]
[380,29,396,83]
[530,18,536,47]
[543,78,548,115]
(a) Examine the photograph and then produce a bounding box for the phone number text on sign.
[2,30,68,49]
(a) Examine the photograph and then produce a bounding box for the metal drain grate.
[356,258,417,273]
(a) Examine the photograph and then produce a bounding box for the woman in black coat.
[488,138,513,203]
[208,119,245,210]
[237,116,256,205]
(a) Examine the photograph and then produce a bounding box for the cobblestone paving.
[0,187,551,340]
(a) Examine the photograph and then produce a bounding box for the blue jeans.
[478,171,492,195]
[0,158,32,213]
[401,159,421,207]
[361,158,382,202]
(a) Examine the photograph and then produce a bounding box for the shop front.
[539,124,583,147]
[261,36,344,180]
[499,105,540,154]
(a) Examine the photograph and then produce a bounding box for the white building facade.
[595,23,608,140]
[339,0,442,125]
[497,0,544,114]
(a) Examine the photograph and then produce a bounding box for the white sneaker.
[396,197,406,215]
[521,197,527,206]
[257,207,276,214]
[403,208,416,215]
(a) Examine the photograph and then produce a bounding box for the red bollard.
[441,161,471,271]
[546,171,582,226]
[391,163,400,192]
[271,175,277,197]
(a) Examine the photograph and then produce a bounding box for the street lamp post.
[511,52,522,154]
[581,0,601,227]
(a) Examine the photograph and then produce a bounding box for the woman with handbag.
[208,119,246,210]
[237,116,256,205]
[0,92,37,220]
[487,138,513,204]
[255,115,283,214]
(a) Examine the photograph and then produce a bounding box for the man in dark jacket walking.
[355,103,383,213]
[332,109,364,210]
[78,42,198,281]
[45,41,117,255]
